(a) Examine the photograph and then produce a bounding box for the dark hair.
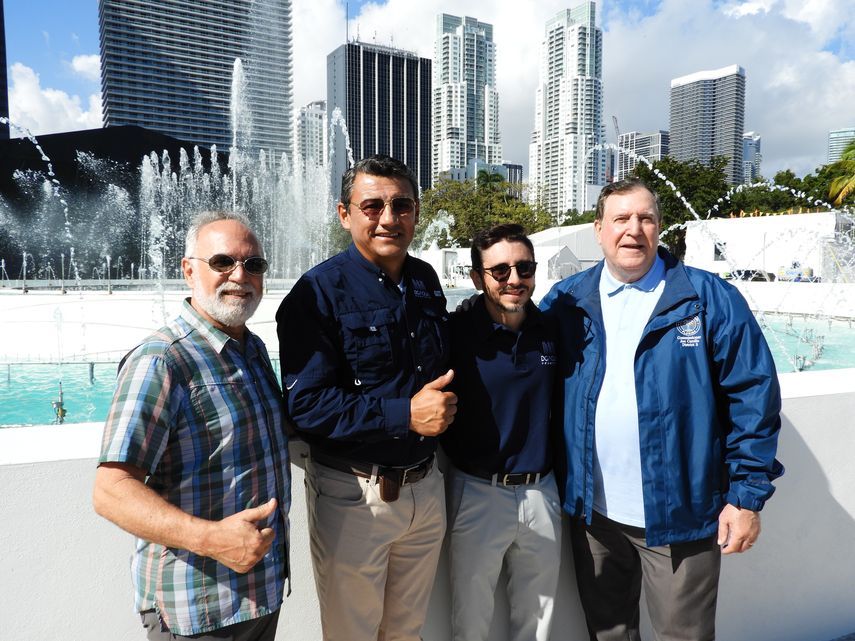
[340,154,420,205]
[470,224,535,272]
[595,179,660,222]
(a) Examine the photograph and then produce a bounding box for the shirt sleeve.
[99,350,180,473]
[276,277,410,442]
[711,284,785,511]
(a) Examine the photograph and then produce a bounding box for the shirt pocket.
[417,301,450,373]
[339,308,397,388]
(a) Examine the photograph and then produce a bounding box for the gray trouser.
[571,511,721,641]
[140,609,280,641]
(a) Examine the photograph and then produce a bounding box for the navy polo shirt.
[276,243,450,467]
[441,294,557,475]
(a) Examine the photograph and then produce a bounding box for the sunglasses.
[350,197,417,219]
[481,261,537,281]
[187,254,269,275]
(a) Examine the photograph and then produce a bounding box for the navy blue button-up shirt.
[276,244,450,466]
[441,295,558,475]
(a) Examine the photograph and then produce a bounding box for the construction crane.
[612,115,621,143]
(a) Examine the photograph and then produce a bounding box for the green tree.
[417,175,551,248]
[632,156,730,255]
[828,139,855,206]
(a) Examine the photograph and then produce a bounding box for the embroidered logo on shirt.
[540,340,557,365]
[676,316,702,348]
[412,278,431,298]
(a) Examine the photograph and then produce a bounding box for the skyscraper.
[529,3,605,216]
[295,100,328,169]
[616,130,670,181]
[327,40,432,192]
[0,0,9,140]
[670,64,745,184]
[99,0,293,159]
[742,131,762,184]
[432,14,502,177]
[827,127,855,163]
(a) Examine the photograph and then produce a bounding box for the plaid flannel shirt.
[100,300,290,635]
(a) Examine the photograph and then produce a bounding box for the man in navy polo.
[441,223,561,641]
[276,154,456,641]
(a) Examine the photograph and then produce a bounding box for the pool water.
[1,307,851,427]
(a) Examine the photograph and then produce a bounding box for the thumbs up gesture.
[409,369,457,436]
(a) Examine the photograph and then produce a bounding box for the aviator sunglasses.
[481,260,538,282]
[187,254,269,275]
[349,197,417,219]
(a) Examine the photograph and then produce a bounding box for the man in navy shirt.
[276,155,456,641]
[441,224,561,641]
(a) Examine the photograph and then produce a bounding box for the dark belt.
[311,451,435,486]
[466,469,549,486]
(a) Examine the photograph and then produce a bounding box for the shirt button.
[410,331,415,338]
[416,365,423,372]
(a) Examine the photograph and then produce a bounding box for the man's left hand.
[717,504,760,554]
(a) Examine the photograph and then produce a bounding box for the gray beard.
[196,283,261,328]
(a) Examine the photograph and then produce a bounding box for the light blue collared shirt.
[593,255,666,526]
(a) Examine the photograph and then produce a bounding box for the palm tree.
[828,139,855,206]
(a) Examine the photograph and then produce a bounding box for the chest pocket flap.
[339,308,397,386]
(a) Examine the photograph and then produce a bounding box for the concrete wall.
[2,370,854,641]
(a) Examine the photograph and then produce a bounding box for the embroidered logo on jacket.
[676,316,702,347]
[412,278,431,298]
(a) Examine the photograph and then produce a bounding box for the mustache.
[217,283,256,297]
[500,285,529,294]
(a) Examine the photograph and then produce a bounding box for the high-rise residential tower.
[327,41,432,192]
[670,64,745,184]
[742,131,762,184]
[529,3,606,216]
[432,14,502,177]
[827,127,855,163]
[295,100,328,169]
[617,130,670,181]
[0,0,9,140]
[99,0,293,159]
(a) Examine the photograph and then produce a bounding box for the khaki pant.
[571,511,721,641]
[306,457,446,641]
[447,467,562,641]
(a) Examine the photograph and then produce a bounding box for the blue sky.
[4,0,855,178]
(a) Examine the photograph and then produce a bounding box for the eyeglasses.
[187,254,269,275]
[481,261,537,282]
[349,197,417,219]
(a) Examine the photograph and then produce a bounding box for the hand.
[717,503,760,555]
[409,369,457,436]
[201,498,278,573]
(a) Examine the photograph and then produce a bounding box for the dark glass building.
[327,41,432,193]
[99,0,293,159]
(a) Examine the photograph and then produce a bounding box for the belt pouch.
[379,474,400,502]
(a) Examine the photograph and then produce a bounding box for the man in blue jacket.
[540,179,783,641]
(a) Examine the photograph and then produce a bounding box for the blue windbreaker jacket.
[540,249,784,546]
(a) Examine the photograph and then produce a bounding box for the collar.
[600,253,666,298]
[345,242,411,285]
[180,298,246,355]
[472,294,543,343]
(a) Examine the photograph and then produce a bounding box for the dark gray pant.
[141,609,280,641]
[571,512,721,641]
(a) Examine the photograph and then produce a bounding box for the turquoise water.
[1,307,851,427]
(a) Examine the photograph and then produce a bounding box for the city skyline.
[4,0,855,180]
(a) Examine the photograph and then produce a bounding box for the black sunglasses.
[187,254,269,275]
[350,197,417,219]
[481,261,537,282]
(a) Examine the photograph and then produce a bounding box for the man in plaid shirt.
[93,211,290,641]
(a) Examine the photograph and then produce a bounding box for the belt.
[466,469,549,486]
[311,451,435,486]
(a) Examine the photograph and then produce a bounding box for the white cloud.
[70,54,101,83]
[8,63,102,136]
